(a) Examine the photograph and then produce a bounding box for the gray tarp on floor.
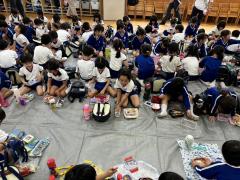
[2,80,240,180]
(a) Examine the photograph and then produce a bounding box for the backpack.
[0,154,23,180]
[175,69,189,84]
[152,79,166,93]
[216,65,235,86]
[92,103,111,122]
[68,81,86,103]
[128,0,139,6]
[105,26,114,39]
[65,67,76,79]
[5,68,21,87]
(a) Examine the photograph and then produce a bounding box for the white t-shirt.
[181,57,199,76]
[109,49,127,71]
[92,67,110,83]
[160,55,182,73]
[76,59,95,80]
[9,14,22,24]
[19,64,43,84]
[36,26,49,40]
[195,0,210,11]
[51,39,62,49]
[0,50,18,68]
[57,29,70,43]
[33,46,54,65]
[13,34,29,47]
[82,31,93,42]
[48,68,69,81]
[114,79,135,93]
[172,33,185,43]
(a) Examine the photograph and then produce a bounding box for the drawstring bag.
[93,103,111,122]
[68,81,86,103]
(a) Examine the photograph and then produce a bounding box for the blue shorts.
[52,80,63,87]
[121,87,139,97]
[110,68,120,79]
[95,82,107,92]
[25,82,42,90]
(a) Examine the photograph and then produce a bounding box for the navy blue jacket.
[125,23,133,34]
[114,31,129,48]
[132,36,151,50]
[87,34,105,51]
[135,55,155,80]
[212,38,240,54]
[185,24,198,37]
[153,40,168,55]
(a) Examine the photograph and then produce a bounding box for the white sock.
[158,104,168,117]
[190,104,199,120]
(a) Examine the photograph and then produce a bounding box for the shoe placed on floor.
[188,114,199,121]
[55,98,64,108]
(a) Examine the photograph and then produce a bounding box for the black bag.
[128,0,139,6]
[175,69,189,84]
[216,65,235,86]
[105,25,114,39]
[65,67,76,79]
[133,79,141,95]
[68,81,86,103]
[92,103,111,122]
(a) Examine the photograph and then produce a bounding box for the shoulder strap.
[97,103,101,116]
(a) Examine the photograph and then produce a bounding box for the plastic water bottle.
[0,92,9,107]
[83,104,91,121]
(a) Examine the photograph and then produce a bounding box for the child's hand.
[208,116,216,122]
[232,115,239,124]
[104,167,118,178]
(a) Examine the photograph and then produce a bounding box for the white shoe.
[55,98,64,108]
[158,111,168,118]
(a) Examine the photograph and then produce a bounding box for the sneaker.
[55,98,64,108]
[158,111,168,118]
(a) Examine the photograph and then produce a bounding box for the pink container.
[83,104,91,121]
[0,93,9,108]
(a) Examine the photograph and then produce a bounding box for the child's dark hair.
[217,20,226,30]
[170,18,178,26]
[145,25,153,34]
[220,30,231,37]
[93,13,102,22]
[41,34,52,45]
[119,68,132,81]
[47,59,60,71]
[168,42,179,62]
[159,172,184,180]
[169,77,184,93]
[64,164,96,180]
[20,53,33,64]
[82,45,94,57]
[22,17,32,24]
[175,24,184,33]
[49,31,58,40]
[60,22,71,30]
[136,27,146,36]
[53,14,61,23]
[232,30,240,38]
[0,108,6,124]
[149,15,158,24]
[197,33,207,42]
[0,20,8,28]
[218,95,237,114]
[185,45,199,59]
[71,15,78,22]
[82,22,91,32]
[123,16,130,23]
[222,140,240,166]
[209,45,224,61]
[117,20,125,30]
[197,28,205,34]
[11,9,18,15]
[17,24,26,34]
[141,44,152,56]
[95,57,107,69]
[0,14,6,21]
[94,24,104,32]
[162,38,170,48]
[113,39,124,58]
[190,16,198,24]
[0,39,8,50]
[34,18,43,26]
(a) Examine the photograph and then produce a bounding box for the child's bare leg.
[107,86,117,97]
[49,86,58,96]
[59,87,67,98]
[1,88,13,98]
[158,94,170,117]
[122,98,128,108]
[36,86,44,96]
[88,90,98,98]
[19,86,31,96]
[130,95,140,108]
[187,95,199,121]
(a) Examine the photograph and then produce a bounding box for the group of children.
[0,8,240,179]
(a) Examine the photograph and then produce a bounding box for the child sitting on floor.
[0,70,13,100]
[64,163,117,180]
[8,9,22,26]
[158,77,199,120]
[87,24,105,57]
[47,59,69,107]
[19,54,44,96]
[123,16,133,36]
[34,18,49,41]
[153,37,170,56]
[132,27,151,53]
[148,15,159,33]
[114,69,140,116]
[114,20,129,49]
[158,42,182,80]
[76,45,95,81]
[109,39,128,79]
[192,140,240,180]
[13,24,29,57]
[57,23,71,44]
[185,16,199,38]
[209,20,226,39]
[172,24,184,43]
[93,13,104,28]
[88,57,115,98]
[0,39,18,73]
[36,10,48,25]
[22,17,36,43]
[81,22,93,42]
[199,45,224,86]
[135,44,155,81]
